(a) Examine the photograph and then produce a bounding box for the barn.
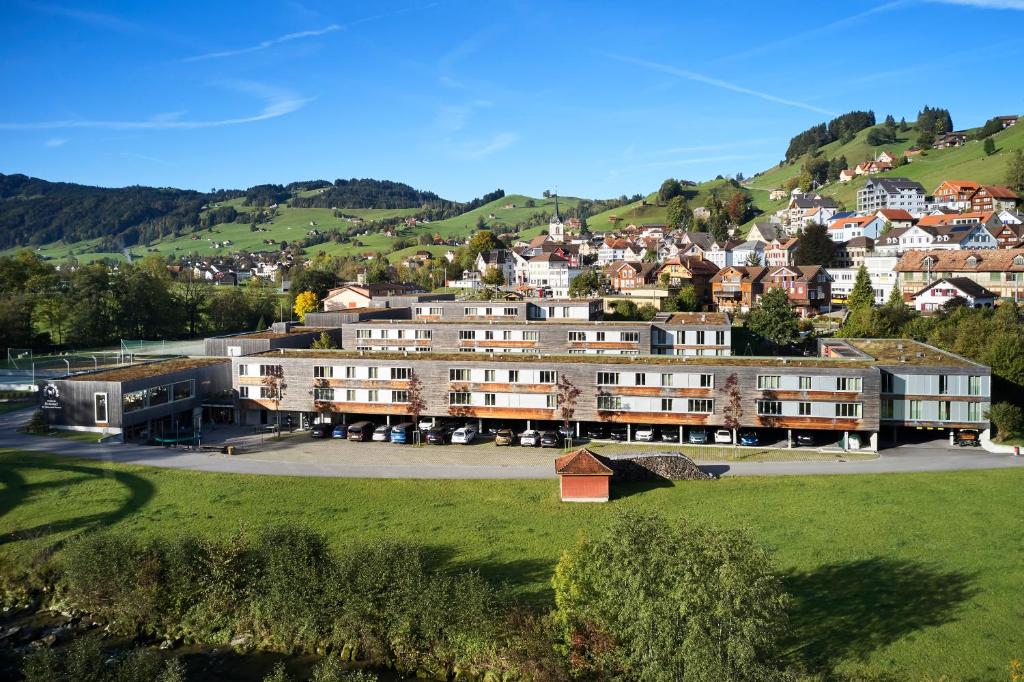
[554,448,613,502]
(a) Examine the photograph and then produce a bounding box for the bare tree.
[406,368,426,430]
[260,365,286,436]
[721,372,743,445]
[556,374,582,440]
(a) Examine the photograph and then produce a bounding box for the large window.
[392,390,409,403]
[757,400,782,416]
[621,331,639,343]
[799,376,812,390]
[634,373,646,386]
[881,400,894,419]
[660,373,673,387]
[597,395,622,410]
[698,374,713,388]
[459,330,476,340]
[757,375,781,390]
[798,401,812,416]
[881,371,893,393]
[597,372,620,386]
[508,370,519,383]
[484,393,496,406]
[355,329,371,339]
[661,398,674,412]
[415,330,431,340]
[367,367,379,379]
[539,371,557,384]
[314,365,333,379]
[449,368,471,382]
[172,380,193,402]
[546,395,557,408]
[238,364,248,376]
[968,375,981,396]
[314,387,334,401]
[449,392,471,405]
[688,399,713,413]
[968,402,980,421]
[938,375,949,395]
[938,401,951,421]
[522,331,539,341]
[259,364,281,377]
[836,377,862,392]
[835,403,862,418]
[238,386,249,398]
[367,389,379,402]
[568,331,586,341]
[345,389,356,402]
[147,385,169,407]
[94,393,108,423]
[484,369,496,382]
[909,400,922,420]
[391,367,410,380]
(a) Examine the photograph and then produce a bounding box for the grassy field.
[585,178,754,233]
[0,449,1021,679]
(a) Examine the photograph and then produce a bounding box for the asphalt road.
[3,407,1023,479]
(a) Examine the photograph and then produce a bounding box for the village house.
[970,185,1020,213]
[605,260,658,292]
[895,249,1024,301]
[525,252,580,297]
[654,256,720,301]
[759,265,832,317]
[827,255,899,305]
[934,131,969,149]
[831,236,875,269]
[838,168,857,183]
[932,180,979,211]
[764,237,799,268]
[769,189,788,201]
[596,238,641,265]
[475,249,515,284]
[874,208,916,229]
[703,239,742,269]
[857,177,927,214]
[989,222,1024,248]
[827,214,887,243]
[731,240,766,266]
[710,266,766,313]
[746,222,781,243]
[912,277,997,312]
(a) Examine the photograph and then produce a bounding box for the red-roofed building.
[555,448,613,502]
[932,180,980,210]
[874,209,915,229]
[970,185,1020,213]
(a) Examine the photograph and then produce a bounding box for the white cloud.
[443,131,518,160]
[44,137,68,148]
[609,54,837,116]
[927,0,1024,8]
[182,24,341,62]
[0,82,307,131]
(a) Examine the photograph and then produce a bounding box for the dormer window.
[1014,255,1024,266]
[966,255,979,267]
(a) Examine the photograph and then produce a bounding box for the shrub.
[22,410,48,434]
[311,657,379,682]
[21,636,172,682]
[986,402,1024,441]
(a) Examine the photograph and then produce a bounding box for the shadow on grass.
[0,457,155,553]
[611,479,675,500]
[783,558,977,674]
[423,544,558,606]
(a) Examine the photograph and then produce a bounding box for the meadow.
[1,449,1021,680]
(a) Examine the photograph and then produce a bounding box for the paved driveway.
[2,408,1022,479]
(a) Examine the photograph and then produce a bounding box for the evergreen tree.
[846,265,875,311]
[984,138,996,156]
[746,287,800,348]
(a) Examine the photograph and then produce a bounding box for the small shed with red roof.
[554,448,614,502]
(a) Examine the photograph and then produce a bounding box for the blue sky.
[2,0,1023,201]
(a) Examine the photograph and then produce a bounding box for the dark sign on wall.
[41,383,62,410]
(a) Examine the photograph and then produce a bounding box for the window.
[597,395,622,410]
[366,389,378,402]
[148,385,169,407]
[449,392,471,405]
[968,375,981,396]
[621,331,639,343]
[696,330,706,345]
[799,376,812,390]
[909,400,922,419]
[459,330,476,340]
[836,377,862,392]
[345,389,356,401]
[94,393,108,423]
[596,331,606,341]
[938,401,951,420]
[504,307,517,316]
[715,331,726,345]
[546,395,557,408]
[314,365,333,378]
[484,308,493,316]
[635,373,646,386]
[835,403,862,418]
[428,307,442,316]
[881,400,894,419]
[367,367,378,379]
[259,386,274,399]
[938,375,948,395]
[464,307,478,316]
[881,371,893,393]
[508,370,519,383]
[415,330,431,340]
[661,398,674,412]
[539,371,557,384]
[798,401,812,416]
[484,330,494,340]
[484,393,496,406]
[314,387,334,401]
[523,331,539,341]
[660,373,673,387]
[484,369,496,382]
[344,366,356,379]
[238,386,249,398]
[688,399,713,413]
[968,402,980,421]
[757,400,782,416]
[259,364,281,377]
[597,372,619,385]
[568,331,586,341]
[172,380,193,402]
[355,329,371,339]
[698,374,713,388]
[238,364,248,376]
[391,367,410,380]
[757,375,781,390]
[449,368,471,381]
[395,329,405,340]
[392,390,409,403]
[502,330,513,341]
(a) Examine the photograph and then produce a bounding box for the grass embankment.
[0,450,1021,679]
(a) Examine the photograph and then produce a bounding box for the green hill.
[586,178,750,232]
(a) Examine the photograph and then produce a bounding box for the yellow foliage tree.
[293,291,319,322]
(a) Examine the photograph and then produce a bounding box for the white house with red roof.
[828,214,887,243]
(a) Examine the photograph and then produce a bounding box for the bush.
[22,410,48,434]
[986,402,1024,441]
[21,636,173,682]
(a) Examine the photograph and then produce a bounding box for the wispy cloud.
[442,131,518,160]
[182,24,341,62]
[44,137,68,148]
[0,82,307,131]
[183,2,441,62]
[609,54,837,116]
[119,152,171,165]
[927,0,1024,8]
[22,1,142,33]
[716,1,909,63]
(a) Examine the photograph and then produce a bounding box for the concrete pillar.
[870,431,879,451]
[386,415,391,425]
[526,420,531,430]
[843,430,849,451]
[627,424,632,442]
[478,417,483,431]
[576,422,581,438]
[679,425,683,443]
[787,428,792,448]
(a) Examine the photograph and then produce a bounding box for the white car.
[714,429,733,444]
[519,429,542,447]
[417,418,435,431]
[634,426,655,441]
[372,424,391,442]
[451,425,478,444]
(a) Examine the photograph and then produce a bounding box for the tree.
[175,271,211,337]
[793,223,835,266]
[746,286,800,348]
[637,303,658,321]
[568,269,600,298]
[984,137,996,156]
[885,283,906,309]
[290,268,339,302]
[1006,149,1024,192]
[744,251,763,267]
[986,402,1024,441]
[658,178,683,203]
[663,285,699,312]
[260,365,287,436]
[481,267,505,287]
[721,373,743,442]
[725,191,751,224]
[293,291,319,322]
[555,374,582,437]
[552,511,788,681]
[406,369,426,432]
[310,331,336,349]
[665,195,692,228]
[846,264,875,311]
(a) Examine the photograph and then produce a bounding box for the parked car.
[519,429,542,447]
[659,427,680,443]
[738,430,759,446]
[310,424,330,438]
[608,427,628,441]
[634,426,655,442]
[954,429,981,447]
[494,428,516,446]
[540,430,563,448]
[714,429,732,444]
[347,421,374,442]
[390,422,415,444]
[557,425,574,441]
[451,425,478,444]
[585,425,607,440]
[687,428,708,445]
[794,432,816,447]
[417,418,435,431]
[425,425,454,445]
[331,425,348,439]
[372,424,391,442]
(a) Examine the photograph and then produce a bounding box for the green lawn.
[0,450,1021,680]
